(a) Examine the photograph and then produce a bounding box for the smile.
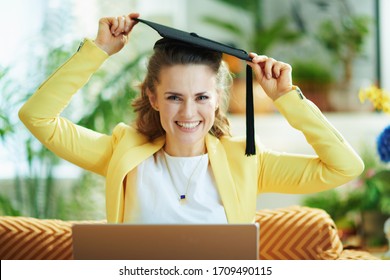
[176,121,201,129]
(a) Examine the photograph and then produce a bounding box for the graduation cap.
[136,18,256,156]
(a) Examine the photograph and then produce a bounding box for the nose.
[180,99,196,119]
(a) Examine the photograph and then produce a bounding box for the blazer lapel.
[206,134,241,223]
[106,135,165,223]
[107,132,242,223]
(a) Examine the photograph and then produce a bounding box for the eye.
[196,95,209,101]
[167,95,181,101]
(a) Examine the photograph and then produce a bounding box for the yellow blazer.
[19,39,364,223]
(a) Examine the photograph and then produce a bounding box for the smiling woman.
[134,42,230,157]
[133,37,233,153]
[18,13,364,224]
[154,65,219,156]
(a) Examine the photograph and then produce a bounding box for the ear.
[147,89,159,111]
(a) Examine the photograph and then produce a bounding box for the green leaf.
[0,195,21,216]
[210,0,258,12]
[202,16,243,36]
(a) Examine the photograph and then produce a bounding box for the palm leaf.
[211,0,258,12]
[202,16,243,36]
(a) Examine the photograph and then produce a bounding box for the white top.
[123,150,228,224]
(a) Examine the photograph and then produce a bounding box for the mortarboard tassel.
[245,64,256,156]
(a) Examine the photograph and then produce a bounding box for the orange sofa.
[0,206,378,260]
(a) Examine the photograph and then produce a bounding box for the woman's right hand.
[94,12,140,56]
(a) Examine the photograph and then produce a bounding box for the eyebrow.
[164,92,209,96]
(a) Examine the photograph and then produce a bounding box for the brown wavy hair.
[132,38,232,141]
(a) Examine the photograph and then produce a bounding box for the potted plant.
[346,158,390,247]
[202,0,302,54]
[302,188,360,245]
[316,13,371,92]
[302,150,390,247]
[292,60,334,111]
[0,42,148,220]
[348,85,390,248]
[302,130,390,247]
[201,0,302,114]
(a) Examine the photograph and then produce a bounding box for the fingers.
[127,13,140,33]
[247,53,266,81]
[111,16,125,36]
[272,61,291,79]
[95,13,139,56]
[248,53,291,80]
[110,13,139,36]
[129,12,140,20]
[118,16,126,34]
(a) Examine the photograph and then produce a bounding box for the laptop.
[72,223,259,260]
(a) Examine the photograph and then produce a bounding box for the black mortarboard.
[136,18,255,156]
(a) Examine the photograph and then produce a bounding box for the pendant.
[179,195,187,205]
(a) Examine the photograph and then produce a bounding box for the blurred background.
[1,0,389,250]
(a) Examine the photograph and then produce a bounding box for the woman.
[19,13,364,224]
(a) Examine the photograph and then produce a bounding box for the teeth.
[177,121,200,129]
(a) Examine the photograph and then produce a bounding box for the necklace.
[162,151,205,204]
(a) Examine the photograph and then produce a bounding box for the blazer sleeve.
[18,39,115,176]
[257,89,364,194]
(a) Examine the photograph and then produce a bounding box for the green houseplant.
[0,44,92,219]
[348,152,390,247]
[356,86,390,216]
[0,1,150,220]
[201,0,302,114]
[302,189,352,226]
[292,60,334,111]
[0,42,148,220]
[316,14,371,89]
[348,169,390,217]
[302,146,390,247]
[347,87,390,247]
[202,0,302,54]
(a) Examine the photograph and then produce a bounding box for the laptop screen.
[72,223,259,260]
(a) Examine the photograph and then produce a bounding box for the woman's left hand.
[248,53,293,101]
